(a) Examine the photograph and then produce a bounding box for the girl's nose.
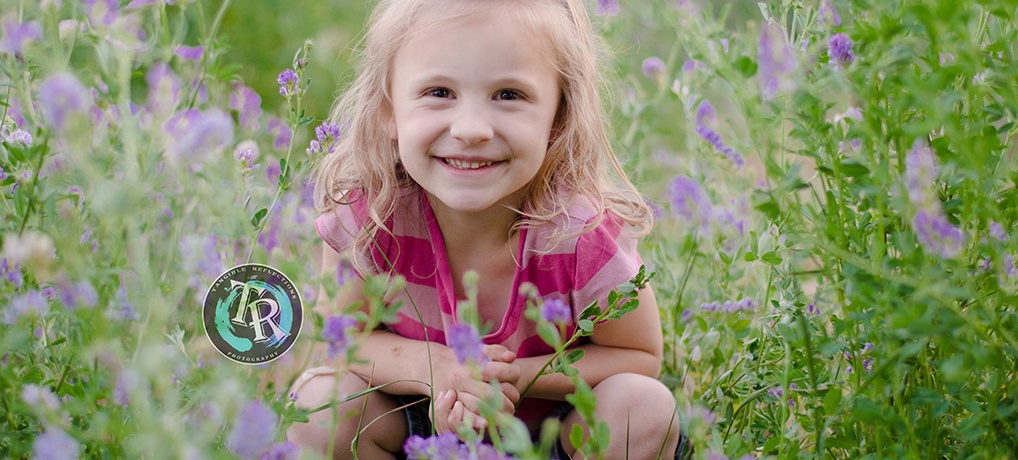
[450,102,493,146]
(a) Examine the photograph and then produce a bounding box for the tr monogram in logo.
[204,264,302,364]
[230,280,289,343]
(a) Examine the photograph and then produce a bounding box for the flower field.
[1,0,1016,458]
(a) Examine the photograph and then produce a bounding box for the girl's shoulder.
[530,193,637,255]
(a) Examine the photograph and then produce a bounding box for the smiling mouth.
[441,158,498,170]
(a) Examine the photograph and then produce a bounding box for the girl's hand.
[481,344,521,406]
[431,389,487,437]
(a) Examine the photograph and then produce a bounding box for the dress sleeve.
[571,213,643,318]
[313,194,376,276]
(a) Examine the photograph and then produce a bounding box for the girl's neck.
[424,191,522,251]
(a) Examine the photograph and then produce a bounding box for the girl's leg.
[287,368,409,460]
[559,373,680,460]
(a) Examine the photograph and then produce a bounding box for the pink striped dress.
[314,186,642,421]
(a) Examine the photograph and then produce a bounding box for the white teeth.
[443,158,494,169]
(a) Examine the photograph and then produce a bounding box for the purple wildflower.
[181,234,222,291]
[540,298,571,325]
[3,290,49,325]
[596,0,618,16]
[642,56,666,78]
[705,450,729,460]
[808,302,818,316]
[277,69,299,97]
[0,165,6,181]
[989,221,1007,241]
[1,259,23,287]
[404,432,510,460]
[87,0,123,27]
[259,441,301,460]
[939,52,955,66]
[230,85,263,132]
[22,384,61,410]
[306,121,342,156]
[828,33,854,68]
[680,309,693,322]
[1,19,42,57]
[7,129,33,146]
[227,401,277,459]
[234,140,260,172]
[146,62,181,117]
[980,256,993,271]
[322,315,357,358]
[32,426,80,460]
[113,370,137,408]
[1005,255,1017,278]
[694,101,744,167]
[768,386,784,398]
[39,73,92,133]
[106,278,137,321]
[681,59,705,73]
[174,45,204,61]
[905,139,938,210]
[266,116,292,150]
[720,38,730,54]
[757,22,798,99]
[265,162,282,185]
[667,175,713,226]
[58,280,99,310]
[912,210,964,259]
[163,108,234,167]
[448,322,487,365]
[818,0,841,26]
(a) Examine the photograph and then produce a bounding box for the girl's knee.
[595,373,676,422]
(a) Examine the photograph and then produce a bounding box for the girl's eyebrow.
[405,73,544,93]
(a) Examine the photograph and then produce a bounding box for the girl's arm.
[315,242,519,415]
[513,286,664,400]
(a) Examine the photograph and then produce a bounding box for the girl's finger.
[431,390,456,433]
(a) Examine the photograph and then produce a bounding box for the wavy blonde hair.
[314,0,652,256]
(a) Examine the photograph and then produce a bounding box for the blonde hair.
[314,0,652,257]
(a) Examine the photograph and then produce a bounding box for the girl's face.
[389,9,560,217]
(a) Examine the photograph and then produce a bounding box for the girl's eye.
[495,89,523,101]
[425,88,451,98]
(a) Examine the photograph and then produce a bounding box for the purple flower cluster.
[447,322,487,365]
[757,22,798,99]
[39,73,92,133]
[642,56,666,78]
[3,290,49,325]
[1,259,23,288]
[0,18,41,57]
[174,45,203,61]
[818,0,841,26]
[230,85,263,132]
[259,441,301,460]
[904,139,965,258]
[22,384,61,410]
[699,298,756,313]
[227,401,277,459]
[667,175,713,227]
[845,342,874,374]
[322,315,357,358]
[828,33,854,68]
[307,121,342,156]
[33,426,80,460]
[681,59,706,73]
[163,108,235,167]
[266,116,293,150]
[989,221,1007,241]
[596,0,618,16]
[234,140,260,173]
[767,386,784,398]
[147,63,181,117]
[404,432,512,460]
[58,279,99,310]
[540,298,571,326]
[694,101,744,167]
[277,69,299,97]
[5,128,32,146]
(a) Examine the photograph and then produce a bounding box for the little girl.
[288,0,682,458]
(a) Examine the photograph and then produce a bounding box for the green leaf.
[577,319,594,335]
[569,423,584,450]
[251,207,268,227]
[536,321,562,348]
[823,388,842,416]
[760,251,783,265]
